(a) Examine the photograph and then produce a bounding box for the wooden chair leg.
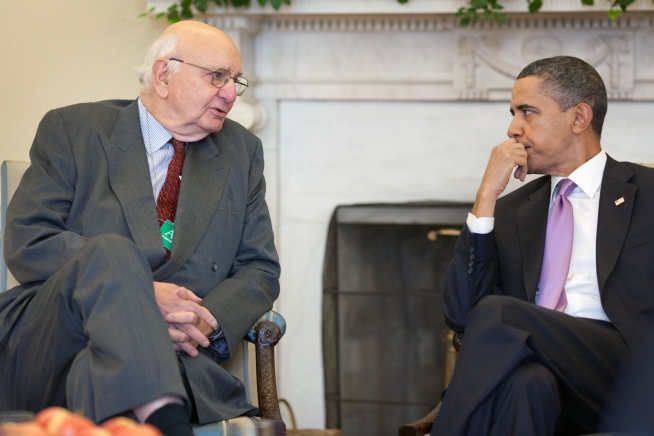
[255,320,286,436]
[398,403,441,436]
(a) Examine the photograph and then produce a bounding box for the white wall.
[0,0,168,161]
[275,99,654,427]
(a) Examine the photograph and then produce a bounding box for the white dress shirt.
[467,150,610,321]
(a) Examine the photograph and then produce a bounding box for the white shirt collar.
[550,150,607,202]
[138,98,173,155]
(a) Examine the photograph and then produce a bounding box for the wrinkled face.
[166,34,242,136]
[508,76,578,176]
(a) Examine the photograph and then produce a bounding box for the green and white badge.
[160,220,175,250]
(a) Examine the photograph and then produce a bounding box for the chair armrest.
[254,320,286,436]
[245,310,286,344]
[399,403,441,436]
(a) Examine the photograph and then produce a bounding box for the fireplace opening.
[322,202,473,434]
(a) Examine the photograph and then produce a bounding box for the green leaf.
[470,0,488,9]
[580,0,594,5]
[608,8,622,17]
[258,0,267,5]
[484,8,491,18]
[271,0,282,9]
[195,0,209,12]
[528,0,543,13]
[460,16,471,26]
[232,0,252,6]
[494,11,507,24]
[397,0,410,3]
[156,12,166,18]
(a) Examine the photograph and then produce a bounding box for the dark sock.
[145,404,193,436]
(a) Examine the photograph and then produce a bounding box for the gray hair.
[136,32,181,92]
[517,56,607,138]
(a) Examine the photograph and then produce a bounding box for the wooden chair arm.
[398,403,441,436]
[255,320,286,436]
[398,331,462,436]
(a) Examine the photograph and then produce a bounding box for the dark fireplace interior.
[322,202,473,435]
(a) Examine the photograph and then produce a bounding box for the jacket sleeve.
[441,223,503,332]
[199,139,280,356]
[4,109,90,286]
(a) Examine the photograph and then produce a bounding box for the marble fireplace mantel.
[145,0,654,429]
[148,0,654,131]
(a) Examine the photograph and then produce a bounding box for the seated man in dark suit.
[431,56,654,435]
[0,21,279,436]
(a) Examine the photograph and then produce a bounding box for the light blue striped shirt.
[137,99,185,202]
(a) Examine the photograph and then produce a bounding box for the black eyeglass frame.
[168,58,249,96]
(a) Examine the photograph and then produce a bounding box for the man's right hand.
[471,138,529,218]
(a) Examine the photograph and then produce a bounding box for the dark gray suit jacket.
[0,99,280,422]
[442,156,654,356]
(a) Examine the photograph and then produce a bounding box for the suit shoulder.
[218,119,260,145]
[52,100,131,118]
[43,100,131,135]
[210,119,262,161]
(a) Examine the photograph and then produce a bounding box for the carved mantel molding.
[146,1,654,129]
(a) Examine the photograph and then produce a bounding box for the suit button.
[469,261,474,267]
[211,262,218,271]
[468,268,473,274]
[469,247,475,253]
[469,254,475,261]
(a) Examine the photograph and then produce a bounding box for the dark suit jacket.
[0,99,280,422]
[442,155,654,356]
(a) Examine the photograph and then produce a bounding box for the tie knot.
[170,138,185,152]
[556,178,577,198]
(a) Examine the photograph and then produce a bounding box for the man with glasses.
[0,21,279,436]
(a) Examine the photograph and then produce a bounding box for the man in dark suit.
[0,21,279,436]
[431,56,654,435]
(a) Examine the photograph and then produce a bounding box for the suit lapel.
[153,134,233,279]
[596,156,636,293]
[516,177,551,302]
[100,101,165,269]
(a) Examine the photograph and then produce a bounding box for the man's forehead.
[510,77,546,105]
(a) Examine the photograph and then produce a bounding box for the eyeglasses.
[168,58,249,96]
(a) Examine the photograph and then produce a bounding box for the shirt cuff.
[208,328,230,358]
[466,213,495,234]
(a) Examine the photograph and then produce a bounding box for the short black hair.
[517,56,607,138]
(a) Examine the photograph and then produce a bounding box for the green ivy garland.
[141,0,644,26]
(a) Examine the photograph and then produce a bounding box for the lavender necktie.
[537,178,577,311]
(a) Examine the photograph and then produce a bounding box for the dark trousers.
[0,235,187,422]
[431,295,634,436]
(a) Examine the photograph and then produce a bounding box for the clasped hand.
[154,281,218,357]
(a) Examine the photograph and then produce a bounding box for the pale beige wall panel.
[0,0,168,160]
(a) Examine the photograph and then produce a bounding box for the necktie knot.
[170,138,185,153]
[556,178,577,198]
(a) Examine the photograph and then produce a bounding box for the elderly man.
[432,56,654,435]
[0,21,279,436]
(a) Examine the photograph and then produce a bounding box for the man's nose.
[219,79,238,103]
[507,118,522,139]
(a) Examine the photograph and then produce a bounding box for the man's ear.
[571,103,593,135]
[152,58,171,98]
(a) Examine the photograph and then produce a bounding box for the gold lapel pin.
[615,197,625,206]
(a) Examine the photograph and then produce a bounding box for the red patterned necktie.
[156,138,186,257]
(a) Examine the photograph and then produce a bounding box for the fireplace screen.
[322,202,472,435]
